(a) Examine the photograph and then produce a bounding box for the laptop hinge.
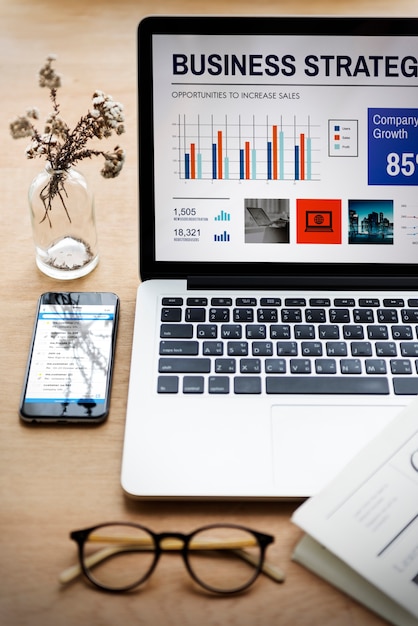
[187,275,418,291]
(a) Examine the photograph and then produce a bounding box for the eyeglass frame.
[68,521,277,594]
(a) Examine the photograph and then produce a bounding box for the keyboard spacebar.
[266,377,389,394]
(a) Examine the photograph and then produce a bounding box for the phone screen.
[20,292,119,423]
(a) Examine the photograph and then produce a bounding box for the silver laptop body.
[122,16,418,499]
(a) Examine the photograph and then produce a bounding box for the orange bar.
[300,133,305,181]
[272,125,278,180]
[245,141,250,179]
[190,143,196,179]
[217,131,223,180]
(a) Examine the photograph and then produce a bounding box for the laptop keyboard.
[157,295,418,395]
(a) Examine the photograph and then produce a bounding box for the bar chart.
[175,114,320,182]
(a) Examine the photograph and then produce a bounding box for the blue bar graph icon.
[214,231,230,242]
[214,210,231,221]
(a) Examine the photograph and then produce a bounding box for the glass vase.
[28,165,99,279]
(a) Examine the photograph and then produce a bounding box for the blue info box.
[368,108,418,186]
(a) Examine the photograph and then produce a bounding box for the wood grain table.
[1,1,417,624]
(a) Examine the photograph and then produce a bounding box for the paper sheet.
[292,399,418,620]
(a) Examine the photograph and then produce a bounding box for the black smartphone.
[19,292,120,424]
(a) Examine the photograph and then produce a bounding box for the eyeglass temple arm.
[59,535,285,585]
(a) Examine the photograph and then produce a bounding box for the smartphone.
[19,292,119,424]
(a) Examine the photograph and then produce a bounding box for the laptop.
[305,210,333,232]
[247,207,289,228]
[121,15,418,499]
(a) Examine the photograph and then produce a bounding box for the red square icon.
[297,199,342,244]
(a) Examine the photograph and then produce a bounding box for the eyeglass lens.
[187,525,262,593]
[80,523,263,593]
[82,523,157,591]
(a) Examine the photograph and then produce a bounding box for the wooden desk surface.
[1,1,417,624]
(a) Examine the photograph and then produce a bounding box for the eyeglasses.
[59,522,285,594]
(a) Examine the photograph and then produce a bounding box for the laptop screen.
[138,17,418,284]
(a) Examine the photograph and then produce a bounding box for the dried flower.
[38,55,62,90]
[9,55,126,225]
[101,146,125,178]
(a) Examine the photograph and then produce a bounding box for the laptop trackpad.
[271,403,400,497]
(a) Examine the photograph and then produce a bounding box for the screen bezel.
[19,292,119,424]
[138,15,418,288]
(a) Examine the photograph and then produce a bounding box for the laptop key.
[221,324,242,339]
[326,342,348,356]
[277,341,298,356]
[209,376,230,394]
[383,299,404,307]
[343,325,364,339]
[281,309,302,322]
[160,324,193,338]
[392,325,413,339]
[203,341,223,355]
[162,298,183,306]
[334,298,355,307]
[266,377,389,394]
[227,341,248,356]
[210,308,230,322]
[393,377,418,394]
[215,359,236,373]
[350,341,372,356]
[270,324,291,339]
[330,308,350,322]
[315,359,337,374]
[305,309,326,323]
[400,342,418,356]
[377,309,398,323]
[234,308,254,322]
[183,376,204,393]
[375,341,397,356]
[158,358,211,373]
[290,359,311,374]
[211,298,232,306]
[161,308,182,322]
[257,308,278,322]
[401,309,418,322]
[197,324,217,338]
[159,341,198,355]
[353,309,374,323]
[185,307,206,322]
[246,324,266,339]
[295,324,315,339]
[234,377,262,394]
[390,359,412,374]
[367,325,388,339]
[341,359,362,374]
[157,376,179,393]
[240,358,261,373]
[365,359,387,374]
[319,324,339,339]
[265,358,286,373]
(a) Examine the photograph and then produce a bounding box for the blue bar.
[267,141,272,180]
[212,143,217,179]
[185,154,190,179]
[279,131,284,180]
[224,156,229,180]
[252,149,257,180]
[307,137,312,180]
[239,149,245,179]
[294,145,300,180]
